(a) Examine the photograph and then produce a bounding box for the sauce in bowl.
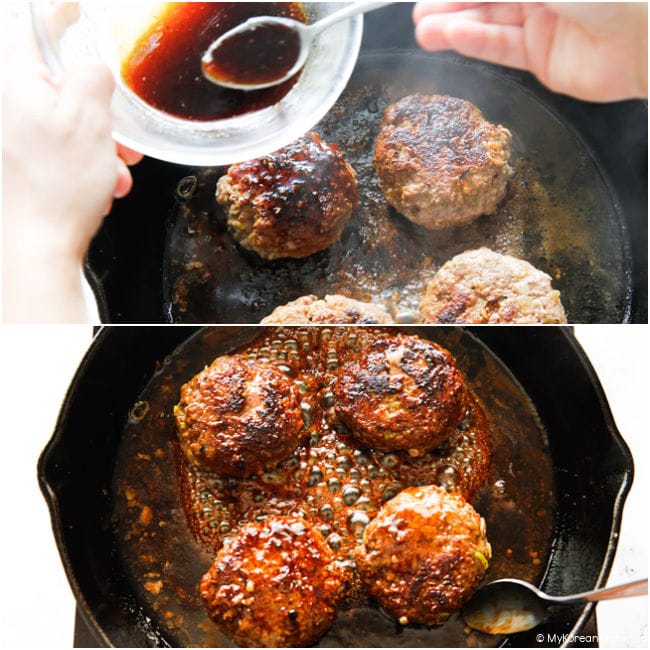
[121,2,306,121]
[203,21,301,87]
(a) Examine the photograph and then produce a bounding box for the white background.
[0,325,646,648]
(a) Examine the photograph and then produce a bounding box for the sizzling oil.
[112,326,555,647]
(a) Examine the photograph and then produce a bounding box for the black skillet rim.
[37,325,634,647]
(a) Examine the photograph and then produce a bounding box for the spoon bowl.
[202,16,309,91]
[202,2,391,90]
[462,578,648,635]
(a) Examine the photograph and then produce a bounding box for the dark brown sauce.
[121,2,306,121]
[204,21,301,86]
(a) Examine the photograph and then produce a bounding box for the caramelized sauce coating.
[200,516,347,647]
[354,485,491,626]
[216,132,360,259]
[175,354,303,477]
[333,333,467,453]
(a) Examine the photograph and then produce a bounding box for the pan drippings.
[112,327,556,647]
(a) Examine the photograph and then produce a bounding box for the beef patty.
[354,485,491,626]
[200,516,347,647]
[174,354,304,477]
[419,247,568,324]
[216,132,359,260]
[374,94,512,229]
[333,333,467,454]
[260,294,394,324]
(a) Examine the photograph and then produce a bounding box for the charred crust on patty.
[374,94,512,229]
[333,333,467,453]
[217,132,359,260]
[175,354,304,477]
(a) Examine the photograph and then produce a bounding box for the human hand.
[3,23,143,262]
[2,9,143,322]
[413,2,648,102]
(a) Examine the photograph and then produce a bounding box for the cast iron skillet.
[86,4,647,324]
[38,326,633,647]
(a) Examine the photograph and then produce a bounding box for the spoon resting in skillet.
[462,577,648,634]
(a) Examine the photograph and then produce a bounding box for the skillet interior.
[38,326,633,647]
[86,3,647,324]
[162,51,629,324]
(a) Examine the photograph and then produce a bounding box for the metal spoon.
[202,2,391,90]
[462,577,648,635]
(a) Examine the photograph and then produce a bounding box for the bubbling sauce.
[176,328,492,575]
[112,326,556,648]
[121,2,306,121]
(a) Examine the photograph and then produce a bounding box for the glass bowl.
[31,2,363,166]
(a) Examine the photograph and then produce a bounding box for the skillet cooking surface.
[39,326,633,647]
[163,52,630,323]
[111,326,555,647]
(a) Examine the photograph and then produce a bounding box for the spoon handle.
[583,578,648,602]
[309,2,392,36]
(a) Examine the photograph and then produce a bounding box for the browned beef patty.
[175,354,304,477]
[217,132,359,260]
[200,516,347,647]
[420,247,568,324]
[374,94,512,229]
[354,485,491,626]
[260,294,394,324]
[333,333,467,454]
